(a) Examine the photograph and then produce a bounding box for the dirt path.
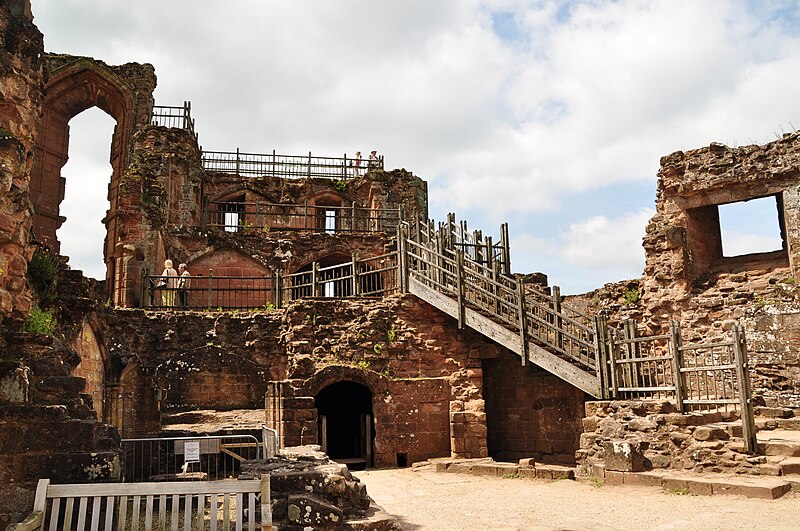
[354,466,800,531]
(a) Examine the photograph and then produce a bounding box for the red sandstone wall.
[0,3,42,320]
[483,352,587,464]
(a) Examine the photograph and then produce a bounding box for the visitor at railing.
[157,259,178,307]
[368,149,380,169]
[177,263,191,308]
[353,151,363,178]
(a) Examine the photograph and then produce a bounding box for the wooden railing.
[205,201,401,234]
[202,149,384,179]
[402,232,598,377]
[600,319,757,451]
[399,213,757,450]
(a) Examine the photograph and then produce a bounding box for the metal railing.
[202,149,384,179]
[150,101,197,140]
[206,201,401,234]
[142,252,400,311]
[144,273,274,311]
[121,434,262,482]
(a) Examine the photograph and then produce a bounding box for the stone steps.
[595,467,792,499]
[427,457,793,499]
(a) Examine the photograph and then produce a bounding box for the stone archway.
[29,56,155,302]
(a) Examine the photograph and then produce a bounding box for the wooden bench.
[9,476,274,531]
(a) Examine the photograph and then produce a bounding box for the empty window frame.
[718,195,785,257]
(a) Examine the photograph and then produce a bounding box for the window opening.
[719,196,784,257]
[58,108,116,280]
[222,195,246,233]
[325,209,337,234]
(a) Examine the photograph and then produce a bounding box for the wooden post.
[474,230,482,264]
[351,253,360,296]
[485,236,493,270]
[609,329,620,399]
[397,225,409,293]
[501,222,511,276]
[235,147,240,175]
[275,269,283,308]
[435,232,444,288]
[517,281,529,366]
[733,324,758,453]
[304,200,309,230]
[308,151,312,178]
[552,286,563,351]
[312,262,320,298]
[594,316,609,399]
[260,474,274,530]
[668,320,685,412]
[140,267,149,309]
[447,212,456,252]
[272,149,277,177]
[208,269,213,310]
[492,259,501,314]
[456,250,465,329]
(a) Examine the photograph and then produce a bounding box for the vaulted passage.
[315,381,374,469]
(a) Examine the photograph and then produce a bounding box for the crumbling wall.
[576,400,768,477]
[101,294,588,467]
[575,134,800,407]
[0,2,42,320]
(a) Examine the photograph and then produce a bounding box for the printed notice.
[184,440,201,463]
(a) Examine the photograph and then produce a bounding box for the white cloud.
[31,0,800,288]
[513,208,653,292]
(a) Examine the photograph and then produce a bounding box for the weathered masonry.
[4,0,800,527]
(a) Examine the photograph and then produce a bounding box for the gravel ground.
[354,465,800,531]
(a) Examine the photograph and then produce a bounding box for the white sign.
[184,440,201,463]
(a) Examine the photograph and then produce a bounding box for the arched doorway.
[315,381,374,469]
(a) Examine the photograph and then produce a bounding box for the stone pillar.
[449,399,488,459]
[781,185,800,279]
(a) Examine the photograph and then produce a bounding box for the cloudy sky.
[32,0,800,293]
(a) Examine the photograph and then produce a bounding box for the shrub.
[28,247,58,303]
[624,288,640,305]
[25,305,55,335]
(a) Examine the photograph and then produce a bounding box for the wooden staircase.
[398,214,603,398]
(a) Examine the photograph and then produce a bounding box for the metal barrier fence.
[202,149,384,179]
[142,252,400,311]
[144,273,274,311]
[206,201,401,234]
[121,434,262,482]
[150,102,197,140]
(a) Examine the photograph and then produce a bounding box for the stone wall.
[576,400,775,477]
[483,351,587,464]
[0,2,42,320]
[97,294,588,467]
[566,134,800,407]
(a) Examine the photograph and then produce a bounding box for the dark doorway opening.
[315,381,374,469]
